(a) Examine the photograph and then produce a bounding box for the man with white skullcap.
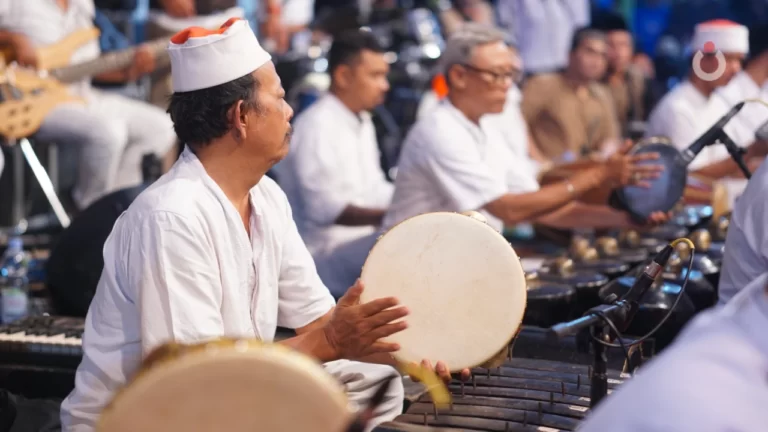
[59,18,468,431]
[577,272,768,432]
[708,23,768,162]
[646,20,766,178]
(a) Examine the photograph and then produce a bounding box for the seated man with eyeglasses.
[381,23,668,235]
[521,27,622,164]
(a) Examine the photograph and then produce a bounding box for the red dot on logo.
[703,41,716,53]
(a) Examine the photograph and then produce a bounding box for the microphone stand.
[716,130,752,179]
[548,301,629,408]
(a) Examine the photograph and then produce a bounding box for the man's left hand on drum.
[410,359,472,385]
[322,280,471,384]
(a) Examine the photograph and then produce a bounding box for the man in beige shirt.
[522,27,620,163]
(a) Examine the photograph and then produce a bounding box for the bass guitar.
[0,28,170,140]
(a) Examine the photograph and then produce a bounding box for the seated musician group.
[5,0,768,430]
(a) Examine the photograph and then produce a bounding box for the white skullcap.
[691,20,749,55]
[168,18,272,93]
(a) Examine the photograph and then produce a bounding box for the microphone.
[548,243,675,340]
[610,101,747,222]
[614,244,673,332]
[680,101,745,166]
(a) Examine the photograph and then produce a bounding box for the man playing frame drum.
[576,272,768,432]
[59,18,469,431]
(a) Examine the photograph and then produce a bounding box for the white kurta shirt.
[382,100,540,233]
[645,81,729,170]
[60,148,336,430]
[497,0,590,74]
[718,158,768,305]
[275,94,393,294]
[710,71,768,148]
[417,86,541,175]
[577,272,768,432]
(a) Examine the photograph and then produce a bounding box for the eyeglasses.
[460,64,522,85]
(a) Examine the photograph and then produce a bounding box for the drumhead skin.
[360,212,527,371]
[98,340,351,432]
[613,142,687,221]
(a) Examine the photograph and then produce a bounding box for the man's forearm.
[488,166,609,226]
[335,205,386,226]
[693,158,742,179]
[537,202,630,229]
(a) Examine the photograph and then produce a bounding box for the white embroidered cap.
[691,19,749,55]
[168,18,272,93]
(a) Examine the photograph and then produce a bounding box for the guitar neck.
[49,37,170,84]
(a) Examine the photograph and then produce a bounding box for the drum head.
[613,143,688,221]
[360,212,527,371]
[99,341,350,432]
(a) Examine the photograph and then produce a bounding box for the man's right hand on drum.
[322,280,471,385]
[601,139,664,188]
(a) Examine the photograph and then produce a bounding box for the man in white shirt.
[709,23,768,156]
[577,272,768,432]
[497,0,591,76]
[416,42,545,199]
[60,19,468,431]
[0,0,177,211]
[717,158,768,305]
[275,29,393,298]
[383,23,668,234]
[645,20,762,179]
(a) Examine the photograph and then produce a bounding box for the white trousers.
[324,360,404,431]
[35,89,176,209]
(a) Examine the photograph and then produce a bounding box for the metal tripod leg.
[18,138,70,229]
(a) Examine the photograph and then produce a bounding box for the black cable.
[587,249,695,373]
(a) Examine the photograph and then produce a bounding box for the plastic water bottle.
[0,237,29,324]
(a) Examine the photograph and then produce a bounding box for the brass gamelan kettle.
[567,236,630,278]
[594,236,648,266]
[538,256,610,316]
[598,271,697,352]
[620,229,666,255]
[523,272,577,327]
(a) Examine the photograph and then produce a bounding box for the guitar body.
[0,89,81,140]
[0,27,100,70]
[0,66,84,141]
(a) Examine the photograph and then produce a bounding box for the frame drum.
[360,212,527,371]
[98,338,351,432]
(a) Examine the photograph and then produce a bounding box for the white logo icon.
[692,41,726,82]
